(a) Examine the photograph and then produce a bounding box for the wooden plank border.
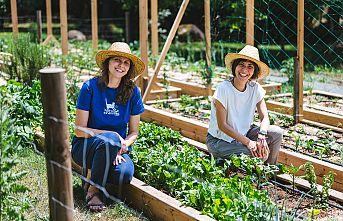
[34,131,214,221]
[156,77,281,96]
[122,178,215,221]
[142,105,343,192]
[182,137,343,203]
[266,100,343,128]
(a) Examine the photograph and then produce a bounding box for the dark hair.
[231,58,260,80]
[97,57,136,104]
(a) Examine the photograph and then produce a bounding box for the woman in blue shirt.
[71,42,145,212]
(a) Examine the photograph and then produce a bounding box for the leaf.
[163,170,171,178]
[307,208,321,216]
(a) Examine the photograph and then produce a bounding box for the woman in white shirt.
[207,45,283,164]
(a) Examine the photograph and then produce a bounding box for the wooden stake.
[60,0,68,55]
[246,0,254,45]
[295,0,304,122]
[91,0,98,49]
[39,68,73,221]
[139,0,149,93]
[151,0,159,56]
[42,0,57,45]
[46,0,53,36]
[142,0,190,102]
[10,0,18,37]
[36,10,42,43]
[204,0,211,67]
[293,57,301,123]
[125,11,131,43]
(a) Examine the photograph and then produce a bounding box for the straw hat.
[225,45,270,79]
[96,42,145,76]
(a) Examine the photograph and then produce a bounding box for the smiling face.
[235,60,255,82]
[231,58,259,83]
[108,56,131,79]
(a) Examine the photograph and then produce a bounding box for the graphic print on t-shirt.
[104,98,119,116]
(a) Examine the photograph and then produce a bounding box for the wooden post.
[204,0,212,94]
[204,0,211,67]
[293,57,301,123]
[39,68,73,221]
[151,0,159,56]
[139,0,149,93]
[246,0,254,45]
[142,0,190,103]
[42,0,56,45]
[91,0,98,49]
[294,0,304,123]
[60,0,68,55]
[46,0,53,36]
[125,11,131,43]
[36,10,42,43]
[10,0,19,37]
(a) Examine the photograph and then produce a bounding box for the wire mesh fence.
[0,15,126,42]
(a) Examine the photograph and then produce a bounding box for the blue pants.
[71,132,134,187]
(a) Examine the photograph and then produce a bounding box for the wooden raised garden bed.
[266,90,343,129]
[156,76,282,96]
[34,131,214,221]
[142,105,343,194]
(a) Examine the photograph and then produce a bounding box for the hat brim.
[225,53,270,79]
[96,50,145,76]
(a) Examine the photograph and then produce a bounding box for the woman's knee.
[114,155,134,184]
[268,125,283,140]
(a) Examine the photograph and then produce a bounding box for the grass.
[15,147,149,221]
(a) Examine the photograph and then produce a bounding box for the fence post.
[246,0,254,45]
[36,10,42,43]
[40,67,74,221]
[60,0,68,55]
[139,0,149,94]
[294,0,304,124]
[125,11,131,43]
[151,0,159,56]
[91,0,98,49]
[10,0,19,37]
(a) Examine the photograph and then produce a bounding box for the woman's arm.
[74,109,110,138]
[256,98,269,133]
[123,114,140,147]
[214,99,250,146]
[215,99,260,156]
[256,98,270,158]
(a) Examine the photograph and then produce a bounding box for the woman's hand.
[114,132,128,154]
[113,154,126,165]
[119,137,128,154]
[256,135,270,160]
[247,140,259,157]
[248,138,269,160]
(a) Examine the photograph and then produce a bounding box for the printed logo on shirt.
[104,98,119,116]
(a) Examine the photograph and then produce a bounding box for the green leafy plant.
[290,132,302,151]
[288,164,300,191]
[179,95,200,115]
[3,35,50,86]
[280,58,294,85]
[132,122,279,220]
[0,85,31,221]
[321,172,335,206]
[301,162,335,208]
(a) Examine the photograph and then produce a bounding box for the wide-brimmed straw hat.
[225,45,270,79]
[96,42,145,76]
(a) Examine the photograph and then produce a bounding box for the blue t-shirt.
[76,78,145,139]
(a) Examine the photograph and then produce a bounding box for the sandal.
[83,182,90,194]
[86,192,106,212]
